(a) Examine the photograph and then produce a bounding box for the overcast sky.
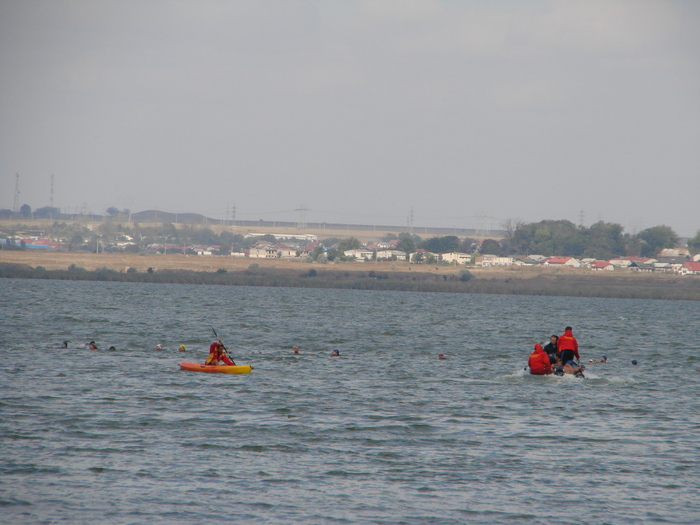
[1,0,699,236]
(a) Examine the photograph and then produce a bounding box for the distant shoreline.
[1,251,698,301]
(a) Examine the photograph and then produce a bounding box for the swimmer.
[179,345,186,352]
[331,349,340,356]
[293,346,301,355]
[438,353,446,360]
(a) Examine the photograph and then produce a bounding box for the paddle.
[211,327,236,365]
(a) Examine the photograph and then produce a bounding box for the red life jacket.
[528,343,552,375]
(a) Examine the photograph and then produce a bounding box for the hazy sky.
[1,1,699,236]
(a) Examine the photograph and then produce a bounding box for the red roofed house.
[589,260,614,271]
[681,261,700,275]
[543,256,581,268]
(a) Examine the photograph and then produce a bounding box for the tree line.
[2,216,699,260]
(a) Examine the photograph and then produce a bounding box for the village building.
[441,252,471,265]
[542,256,581,268]
[589,260,614,271]
[474,255,514,267]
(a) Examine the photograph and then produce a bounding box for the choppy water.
[1,279,699,524]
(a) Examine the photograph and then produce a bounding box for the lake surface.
[1,279,699,524]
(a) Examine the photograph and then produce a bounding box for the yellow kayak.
[179,361,252,374]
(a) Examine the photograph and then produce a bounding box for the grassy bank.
[2,262,699,301]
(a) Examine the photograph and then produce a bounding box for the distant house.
[513,256,541,266]
[376,249,406,261]
[659,248,690,258]
[344,249,374,261]
[589,260,614,271]
[542,256,581,268]
[441,252,471,265]
[610,256,656,267]
[249,241,279,258]
[681,261,700,275]
[629,261,654,272]
[474,255,514,267]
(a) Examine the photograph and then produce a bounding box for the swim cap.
[631,360,638,365]
[602,356,607,360]
[179,345,186,351]
[156,344,162,350]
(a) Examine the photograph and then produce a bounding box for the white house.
[543,256,581,268]
[376,250,407,261]
[344,249,374,261]
[249,242,279,258]
[474,255,514,267]
[441,252,471,265]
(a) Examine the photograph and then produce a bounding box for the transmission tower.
[13,173,20,213]
[475,210,487,237]
[578,208,585,227]
[407,207,415,235]
[50,174,55,219]
[295,204,308,229]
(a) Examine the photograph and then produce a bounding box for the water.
[1,279,699,524]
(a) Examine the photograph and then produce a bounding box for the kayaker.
[557,326,579,365]
[206,341,235,366]
[543,335,559,365]
[528,343,552,375]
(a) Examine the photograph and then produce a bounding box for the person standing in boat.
[557,326,579,365]
[543,335,559,365]
[205,341,235,366]
[528,343,552,375]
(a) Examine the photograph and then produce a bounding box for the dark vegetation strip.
[1,263,699,301]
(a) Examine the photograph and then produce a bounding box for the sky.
[1,0,699,237]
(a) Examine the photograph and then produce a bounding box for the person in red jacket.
[557,326,580,365]
[528,343,552,375]
[205,341,235,366]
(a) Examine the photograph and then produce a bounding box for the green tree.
[396,234,416,254]
[420,236,459,253]
[69,233,84,251]
[638,225,679,257]
[459,237,477,253]
[688,230,700,255]
[478,238,501,256]
[20,204,31,218]
[336,237,361,253]
[584,221,625,260]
